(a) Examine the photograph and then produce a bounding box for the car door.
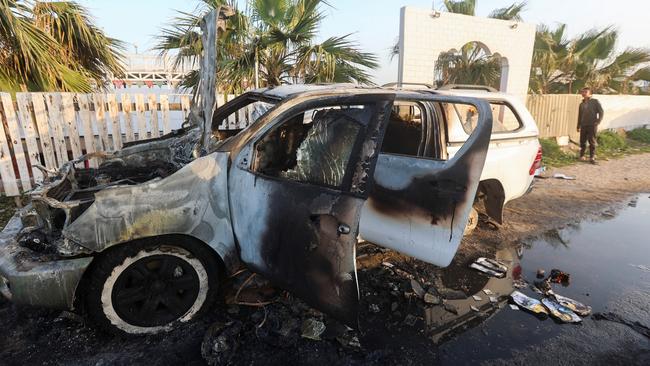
[359,94,493,267]
[227,94,393,326]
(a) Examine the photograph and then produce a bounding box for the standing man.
[577,87,604,163]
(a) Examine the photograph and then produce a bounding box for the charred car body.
[0,85,493,334]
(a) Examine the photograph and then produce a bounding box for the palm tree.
[442,0,526,20]
[441,0,476,15]
[157,0,378,94]
[435,42,502,88]
[529,24,650,94]
[0,0,124,92]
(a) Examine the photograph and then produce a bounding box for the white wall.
[594,94,650,131]
[398,7,536,102]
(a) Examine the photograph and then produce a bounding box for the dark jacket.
[577,98,604,127]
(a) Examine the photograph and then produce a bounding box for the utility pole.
[254,45,260,89]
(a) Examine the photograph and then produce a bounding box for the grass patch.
[627,127,650,144]
[596,131,629,159]
[540,138,575,167]
[540,130,650,168]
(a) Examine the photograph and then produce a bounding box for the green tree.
[156,0,378,94]
[0,0,124,92]
[529,24,650,94]
[435,42,501,88]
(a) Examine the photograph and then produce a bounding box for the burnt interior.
[252,107,370,189]
[38,157,180,232]
[381,103,423,156]
[47,160,177,203]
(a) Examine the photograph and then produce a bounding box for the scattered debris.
[536,268,546,278]
[629,264,650,273]
[55,311,84,324]
[410,279,425,299]
[552,293,592,316]
[201,321,243,366]
[336,331,362,348]
[553,173,576,180]
[483,289,494,296]
[477,257,508,272]
[548,269,571,285]
[443,303,458,315]
[437,287,466,300]
[381,262,394,268]
[470,305,480,312]
[424,293,441,305]
[541,298,581,323]
[301,318,326,340]
[533,280,552,295]
[489,296,498,304]
[512,279,528,289]
[469,257,507,278]
[403,314,418,326]
[395,268,415,279]
[472,295,483,301]
[510,291,548,316]
[509,304,519,310]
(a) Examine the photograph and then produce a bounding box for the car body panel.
[64,152,239,271]
[436,89,540,206]
[0,85,494,325]
[228,95,392,326]
[0,214,92,308]
[359,95,493,267]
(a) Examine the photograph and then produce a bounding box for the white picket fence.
[0,92,242,197]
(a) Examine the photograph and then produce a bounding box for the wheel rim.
[111,254,200,327]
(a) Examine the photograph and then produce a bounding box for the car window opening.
[450,101,522,134]
[381,102,424,156]
[253,105,372,188]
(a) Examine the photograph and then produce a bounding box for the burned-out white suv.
[381,83,542,232]
[0,84,537,334]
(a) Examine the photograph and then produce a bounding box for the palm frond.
[488,2,527,21]
[442,0,476,15]
[295,34,378,85]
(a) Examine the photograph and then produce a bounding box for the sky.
[78,0,650,85]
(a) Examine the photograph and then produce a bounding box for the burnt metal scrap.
[0,85,493,332]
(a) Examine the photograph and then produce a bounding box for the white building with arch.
[397,6,536,102]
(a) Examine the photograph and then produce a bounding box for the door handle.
[337,224,351,235]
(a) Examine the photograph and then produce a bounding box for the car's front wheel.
[85,238,220,335]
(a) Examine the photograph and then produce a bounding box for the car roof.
[251,83,431,100]
[251,83,515,103]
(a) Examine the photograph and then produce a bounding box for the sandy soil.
[1,153,649,365]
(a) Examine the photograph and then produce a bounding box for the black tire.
[84,237,221,335]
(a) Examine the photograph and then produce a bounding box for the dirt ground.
[1,153,649,366]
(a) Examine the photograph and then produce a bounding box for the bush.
[627,127,650,144]
[539,138,574,166]
[597,131,627,151]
